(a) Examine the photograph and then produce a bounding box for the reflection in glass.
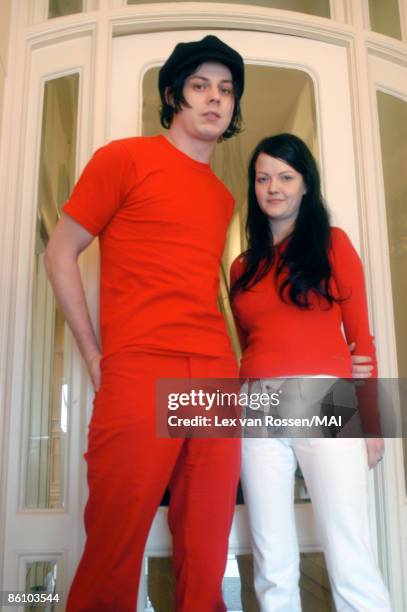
[376,91,407,493]
[48,0,83,18]
[368,0,402,40]
[142,65,317,500]
[25,561,58,610]
[25,74,79,509]
[129,0,330,17]
[143,554,332,610]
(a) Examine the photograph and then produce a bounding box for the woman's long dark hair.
[231,133,337,308]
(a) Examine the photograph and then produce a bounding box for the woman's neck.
[270,219,294,246]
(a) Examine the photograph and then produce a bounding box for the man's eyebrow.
[189,75,233,83]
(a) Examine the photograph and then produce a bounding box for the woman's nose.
[267,178,279,192]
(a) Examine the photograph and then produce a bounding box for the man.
[45,36,245,612]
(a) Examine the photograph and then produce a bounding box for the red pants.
[66,353,240,612]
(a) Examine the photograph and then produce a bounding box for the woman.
[230,134,391,611]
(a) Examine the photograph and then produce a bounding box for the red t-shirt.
[64,135,235,359]
[230,227,377,378]
[230,227,380,433]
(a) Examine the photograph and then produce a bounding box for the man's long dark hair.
[231,133,337,308]
[159,61,242,141]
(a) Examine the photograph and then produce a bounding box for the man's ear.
[164,86,174,107]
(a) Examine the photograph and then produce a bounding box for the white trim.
[329,0,346,23]
[366,51,407,610]
[0,0,36,590]
[20,4,356,44]
[366,34,407,65]
[17,550,67,612]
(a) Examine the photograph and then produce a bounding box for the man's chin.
[197,125,228,142]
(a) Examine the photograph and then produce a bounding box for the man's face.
[171,62,235,142]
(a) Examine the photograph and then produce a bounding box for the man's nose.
[207,85,221,103]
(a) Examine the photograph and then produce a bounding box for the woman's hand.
[349,342,374,378]
[365,438,384,469]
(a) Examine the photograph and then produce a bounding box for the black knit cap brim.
[158,35,244,98]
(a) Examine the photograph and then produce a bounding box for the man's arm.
[44,213,102,390]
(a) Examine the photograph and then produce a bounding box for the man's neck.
[166,127,216,164]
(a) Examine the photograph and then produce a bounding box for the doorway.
[110,28,363,611]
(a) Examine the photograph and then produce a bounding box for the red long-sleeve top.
[230,227,380,434]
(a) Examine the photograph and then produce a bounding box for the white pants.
[241,436,392,612]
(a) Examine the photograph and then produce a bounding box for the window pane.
[25,561,58,610]
[48,0,83,19]
[376,90,407,493]
[128,0,330,17]
[377,91,407,377]
[25,74,79,509]
[369,0,402,40]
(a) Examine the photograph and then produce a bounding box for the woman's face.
[254,153,307,228]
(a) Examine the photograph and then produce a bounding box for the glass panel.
[376,92,407,378]
[128,0,329,15]
[143,554,333,610]
[368,0,402,40]
[25,74,79,509]
[128,0,330,16]
[376,90,407,493]
[25,561,58,610]
[142,64,317,501]
[48,0,83,19]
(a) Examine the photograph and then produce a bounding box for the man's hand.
[87,352,102,391]
[349,342,373,378]
[365,438,384,469]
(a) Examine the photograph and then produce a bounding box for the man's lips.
[202,112,221,120]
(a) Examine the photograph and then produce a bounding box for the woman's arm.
[329,228,381,440]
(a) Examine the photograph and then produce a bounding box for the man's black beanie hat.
[158,35,245,99]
